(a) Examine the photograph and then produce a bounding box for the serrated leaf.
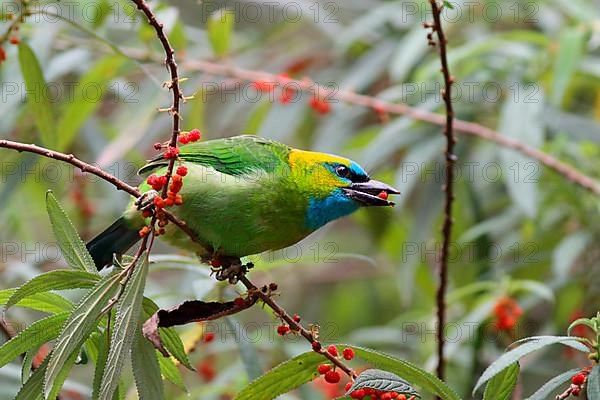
[142,297,194,370]
[44,273,120,399]
[99,254,149,400]
[588,366,600,399]
[15,355,49,400]
[55,56,125,151]
[91,329,110,399]
[207,9,234,57]
[132,332,165,400]
[234,351,324,400]
[46,191,97,273]
[474,336,589,394]
[5,270,100,313]
[0,313,69,369]
[525,368,579,400]
[0,289,73,314]
[347,369,420,397]
[483,362,519,400]
[348,346,461,400]
[158,352,186,391]
[17,43,55,147]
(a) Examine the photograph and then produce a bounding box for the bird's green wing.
[138,135,291,176]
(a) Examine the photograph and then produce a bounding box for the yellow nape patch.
[288,149,350,169]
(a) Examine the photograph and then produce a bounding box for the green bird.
[87,135,399,278]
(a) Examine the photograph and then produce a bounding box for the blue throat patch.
[306,188,359,230]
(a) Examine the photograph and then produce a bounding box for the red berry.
[309,96,331,114]
[572,372,586,385]
[138,226,150,237]
[0,47,6,62]
[203,332,215,343]
[153,142,162,150]
[381,393,393,400]
[174,194,183,206]
[377,191,388,200]
[188,129,201,142]
[327,345,338,357]
[317,364,331,375]
[211,259,221,267]
[350,389,365,399]
[165,197,174,207]
[164,146,180,159]
[324,370,341,384]
[9,36,19,45]
[312,341,322,352]
[572,387,581,396]
[277,325,290,336]
[345,382,353,392]
[142,210,152,218]
[153,196,165,209]
[397,395,407,400]
[176,166,188,176]
[293,314,301,323]
[342,347,355,360]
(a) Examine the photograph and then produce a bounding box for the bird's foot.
[212,257,254,284]
[135,190,159,211]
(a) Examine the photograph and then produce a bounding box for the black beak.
[343,180,400,207]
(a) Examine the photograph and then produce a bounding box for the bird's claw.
[136,190,159,211]
[213,260,254,284]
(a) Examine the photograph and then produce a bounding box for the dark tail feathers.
[86,217,140,270]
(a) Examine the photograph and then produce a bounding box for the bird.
[86,135,399,279]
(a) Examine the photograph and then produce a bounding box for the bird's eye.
[335,165,350,178]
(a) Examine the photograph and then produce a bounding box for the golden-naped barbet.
[87,135,399,278]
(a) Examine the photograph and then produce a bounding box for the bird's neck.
[305,189,359,230]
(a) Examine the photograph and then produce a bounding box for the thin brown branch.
[427,0,455,383]
[238,276,357,379]
[180,59,600,197]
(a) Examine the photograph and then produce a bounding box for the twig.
[427,0,455,383]
[0,319,16,340]
[238,276,356,379]
[180,59,600,197]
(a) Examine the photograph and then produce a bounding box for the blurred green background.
[1,0,600,398]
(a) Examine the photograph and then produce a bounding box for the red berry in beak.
[377,191,388,200]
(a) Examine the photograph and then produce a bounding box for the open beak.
[343,180,400,207]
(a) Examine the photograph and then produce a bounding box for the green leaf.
[99,254,149,400]
[44,273,121,398]
[508,280,554,303]
[158,353,187,391]
[55,56,125,151]
[587,366,600,399]
[207,9,235,57]
[132,332,165,400]
[46,191,98,273]
[483,362,519,400]
[234,351,324,400]
[474,336,589,394]
[348,346,461,400]
[525,368,579,400]
[15,355,49,400]
[0,289,73,314]
[17,43,55,148]
[347,369,420,397]
[551,27,586,107]
[568,318,596,336]
[5,269,100,312]
[0,313,69,369]
[142,297,194,370]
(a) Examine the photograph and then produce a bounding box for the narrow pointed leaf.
[5,270,100,312]
[132,332,165,400]
[474,336,589,394]
[207,9,234,57]
[99,254,149,400]
[15,356,50,400]
[0,289,73,314]
[46,191,97,273]
[587,366,600,399]
[158,354,186,391]
[17,43,55,147]
[44,274,120,398]
[234,352,324,400]
[348,346,461,400]
[526,368,579,400]
[0,313,69,369]
[483,362,519,400]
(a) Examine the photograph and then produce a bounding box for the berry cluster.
[178,129,202,144]
[347,387,409,400]
[568,370,588,397]
[315,346,355,386]
[276,314,302,336]
[493,296,522,331]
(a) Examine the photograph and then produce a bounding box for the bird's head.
[287,149,400,230]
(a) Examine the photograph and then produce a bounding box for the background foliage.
[1,0,600,398]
